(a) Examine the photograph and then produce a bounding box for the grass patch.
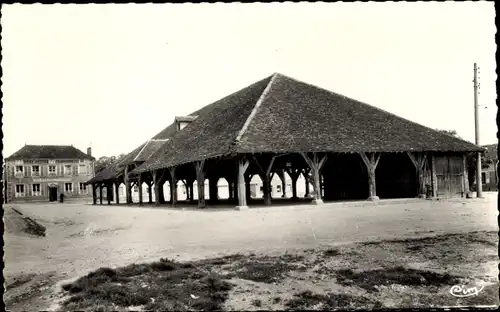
[232,254,305,283]
[335,266,460,292]
[60,258,234,311]
[285,290,382,310]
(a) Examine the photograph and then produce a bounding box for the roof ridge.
[132,140,151,162]
[234,73,278,143]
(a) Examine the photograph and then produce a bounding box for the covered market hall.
[86,73,483,209]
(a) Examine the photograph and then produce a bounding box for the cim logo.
[449,284,485,298]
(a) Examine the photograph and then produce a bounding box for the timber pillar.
[303,168,311,198]
[236,158,250,210]
[99,184,103,205]
[253,155,276,206]
[209,177,219,203]
[115,183,120,204]
[360,152,381,201]
[300,152,328,205]
[169,167,177,207]
[138,174,143,206]
[462,154,471,198]
[431,154,438,198]
[278,170,286,198]
[92,184,97,205]
[406,152,428,199]
[286,168,301,199]
[107,183,112,205]
[195,161,206,208]
[244,174,252,201]
[228,179,234,201]
[147,183,152,203]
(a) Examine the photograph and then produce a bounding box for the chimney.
[87,147,92,157]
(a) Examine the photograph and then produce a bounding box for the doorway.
[49,187,58,202]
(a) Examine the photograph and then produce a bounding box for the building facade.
[4,145,95,202]
[481,144,498,191]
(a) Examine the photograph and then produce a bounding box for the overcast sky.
[2,2,497,159]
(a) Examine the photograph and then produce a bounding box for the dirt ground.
[3,192,499,310]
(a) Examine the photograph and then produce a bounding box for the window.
[277,185,282,193]
[15,166,23,176]
[79,183,87,194]
[15,184,25,197]
[64,165,72,176]
[481,172,487,184]
[65,183,73,193]
[32,184,41,196]
[134,186,138,192]
[79,165,87,175]
[49,165,56,175]
[32,165,40,176]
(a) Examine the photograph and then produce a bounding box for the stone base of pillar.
[417,194,426,199]
[235,205,249,211]
[368,196,379,201]
[311,199,323,205]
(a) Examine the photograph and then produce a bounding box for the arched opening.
[217,178,230,200]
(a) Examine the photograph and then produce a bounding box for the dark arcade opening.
[376,152,418,199]
[323,153,369,201]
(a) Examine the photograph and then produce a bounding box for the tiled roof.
[132,73,482,174]
[5,145,94,161]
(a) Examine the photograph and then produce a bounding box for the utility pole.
[473,63,483,198]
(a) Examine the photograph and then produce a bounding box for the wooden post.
[99,184,103,205]
[300,152,328,205]
[285,168,301,199]
[244,174,253,201]
[114,183,120,204]
[228,178,234,200]
[303,168,311,198]
[237,158,250,210]
[147,182,152,203]
[209,177,219,203]
[252,155,276,205]
[431,153,438,198]
[92,183,97,205]
[189,179,194,202]
[107,183,112,205]
[406,152,428,198]
[277,170,286,198]
[462,153,470,197]
[138,174,143,206]
[169,167,177,207]
[195,160,206,208]
[359,152,381,201]
[124,166,130,204]
[152,170,165,206]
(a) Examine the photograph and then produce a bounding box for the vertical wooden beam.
[237,158,250,210]
[189,179,194,202]
[152,170,161,206]
[462,153,470,197]
[406,152,427,198]
[431,153,438,198]
[169,167,177,207]
[115,182,120,204]
[147,182,152,203]
[277,170,286,198]
[195,160,206,208]
[124,166,130,204]
[99,184,103,205]
[228,178,234,200]
[92,183,97,205]
[209,177,219,202]
[244,174,253,201]
[107,183,112,205]
[359,152,381,201]
[300,152,328,204]
[285,168,301,199]
[303,169,311,198]
[138,174,143,206]
[252,155,276,205]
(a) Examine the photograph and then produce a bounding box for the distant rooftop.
[5,145,95,161]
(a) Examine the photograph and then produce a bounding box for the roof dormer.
[175,115,198,131]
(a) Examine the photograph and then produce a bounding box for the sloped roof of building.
[5,145,94,161]
[131,73,482,174]
[86,93,224,183]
